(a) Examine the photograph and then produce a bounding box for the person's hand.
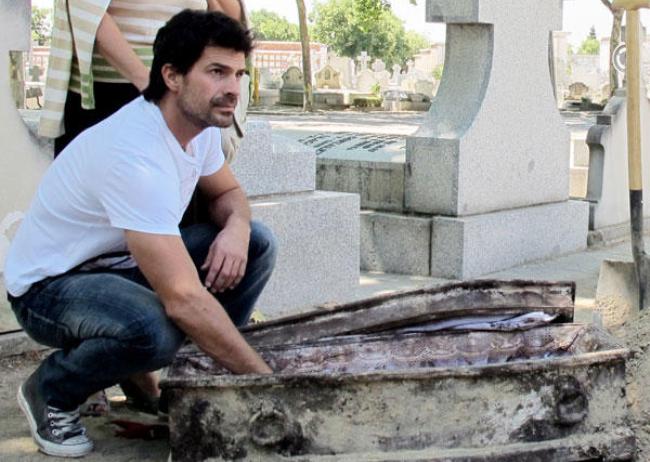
[201,220,250,293]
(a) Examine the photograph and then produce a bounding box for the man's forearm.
[168,286,271,374]
[95,13,150,91]
[209,187,251,230]
[207,0,243,21]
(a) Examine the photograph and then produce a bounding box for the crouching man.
[3,10,276,458]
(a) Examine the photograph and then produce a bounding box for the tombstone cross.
[29,65,43,83]
[358,51,370,71]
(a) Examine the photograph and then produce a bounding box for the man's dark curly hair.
[143,9,254,103]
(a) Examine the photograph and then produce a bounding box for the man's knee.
[120,311,184,368]
[249,220,278,267]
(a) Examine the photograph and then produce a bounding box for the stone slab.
[250,191,360,318]
[588,218,650,247]
[317,159,405,212]
[232,120,315,197]
[360,211,431,276]
[296,131,406,162]
[430,200,590,279]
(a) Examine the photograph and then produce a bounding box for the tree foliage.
[250,9,300,41]
[578,26,600,55]
[31,7,52,46]
[311,0,430,68]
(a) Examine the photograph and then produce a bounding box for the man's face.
[175,46,246,129]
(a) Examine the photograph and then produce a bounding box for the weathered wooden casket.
[161,281,635,461]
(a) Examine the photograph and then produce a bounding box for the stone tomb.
[355,69,379,94]
[279,66,304,106]
[361,0,589,278]
[568,82,590,100]
[315,64,341,89]
[313,64,346,109]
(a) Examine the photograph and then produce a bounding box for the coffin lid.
[240,279,575,348]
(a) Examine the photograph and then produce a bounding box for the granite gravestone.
[280,66,304,105]
[404,0,588,278]
[568,82,590,100]
[315,64,341,89]
[356,69,379,93]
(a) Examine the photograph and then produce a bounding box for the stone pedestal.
[400,0,588,278]
[233,121,360,318]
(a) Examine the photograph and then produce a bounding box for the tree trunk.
[600,0,623,97]
[609,9,623,96]
[296,0,313,111]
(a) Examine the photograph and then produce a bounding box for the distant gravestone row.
[276,49,441,110]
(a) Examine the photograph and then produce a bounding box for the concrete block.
[313,91,346,109]
[360,211,431,276]
[232,121,316,197]
[316,159,405,212]
[431,200,589,279]
[408,0,569,216]
[250,191,360,318]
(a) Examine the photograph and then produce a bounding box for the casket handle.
[249,407,293,447]
[554,376,589,425]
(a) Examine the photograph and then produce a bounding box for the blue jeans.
[8,221,277,411]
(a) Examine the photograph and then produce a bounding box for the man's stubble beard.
[178,92,237,129]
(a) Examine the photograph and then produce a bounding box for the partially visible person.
[39,0,248,162]
[7,10,275,457]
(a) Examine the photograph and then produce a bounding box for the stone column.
[406,0,588,278]
[0,0,52,332]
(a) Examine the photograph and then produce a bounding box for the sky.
[32,0,650,47]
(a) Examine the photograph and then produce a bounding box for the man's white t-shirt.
[4,97,225,297]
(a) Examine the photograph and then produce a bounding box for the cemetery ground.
[2,236,650,460]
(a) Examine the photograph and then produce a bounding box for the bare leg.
[127,371,160,398]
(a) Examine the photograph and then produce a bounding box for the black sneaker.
[17,371,93,458]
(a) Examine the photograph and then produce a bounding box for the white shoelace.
[46,407,85,438]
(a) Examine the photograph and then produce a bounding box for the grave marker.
[405,0,588,277]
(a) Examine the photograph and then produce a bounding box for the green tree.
[578,26,600,55]
[311,0,429,68]
[249,10,300,41]
[31,6,52,46]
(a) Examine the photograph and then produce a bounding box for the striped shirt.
[39,0,207,138]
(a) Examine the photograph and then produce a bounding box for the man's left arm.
[198,163,251,293]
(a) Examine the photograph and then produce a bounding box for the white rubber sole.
[17,384,93,458]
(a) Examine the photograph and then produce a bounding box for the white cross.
[358,51,370,71]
